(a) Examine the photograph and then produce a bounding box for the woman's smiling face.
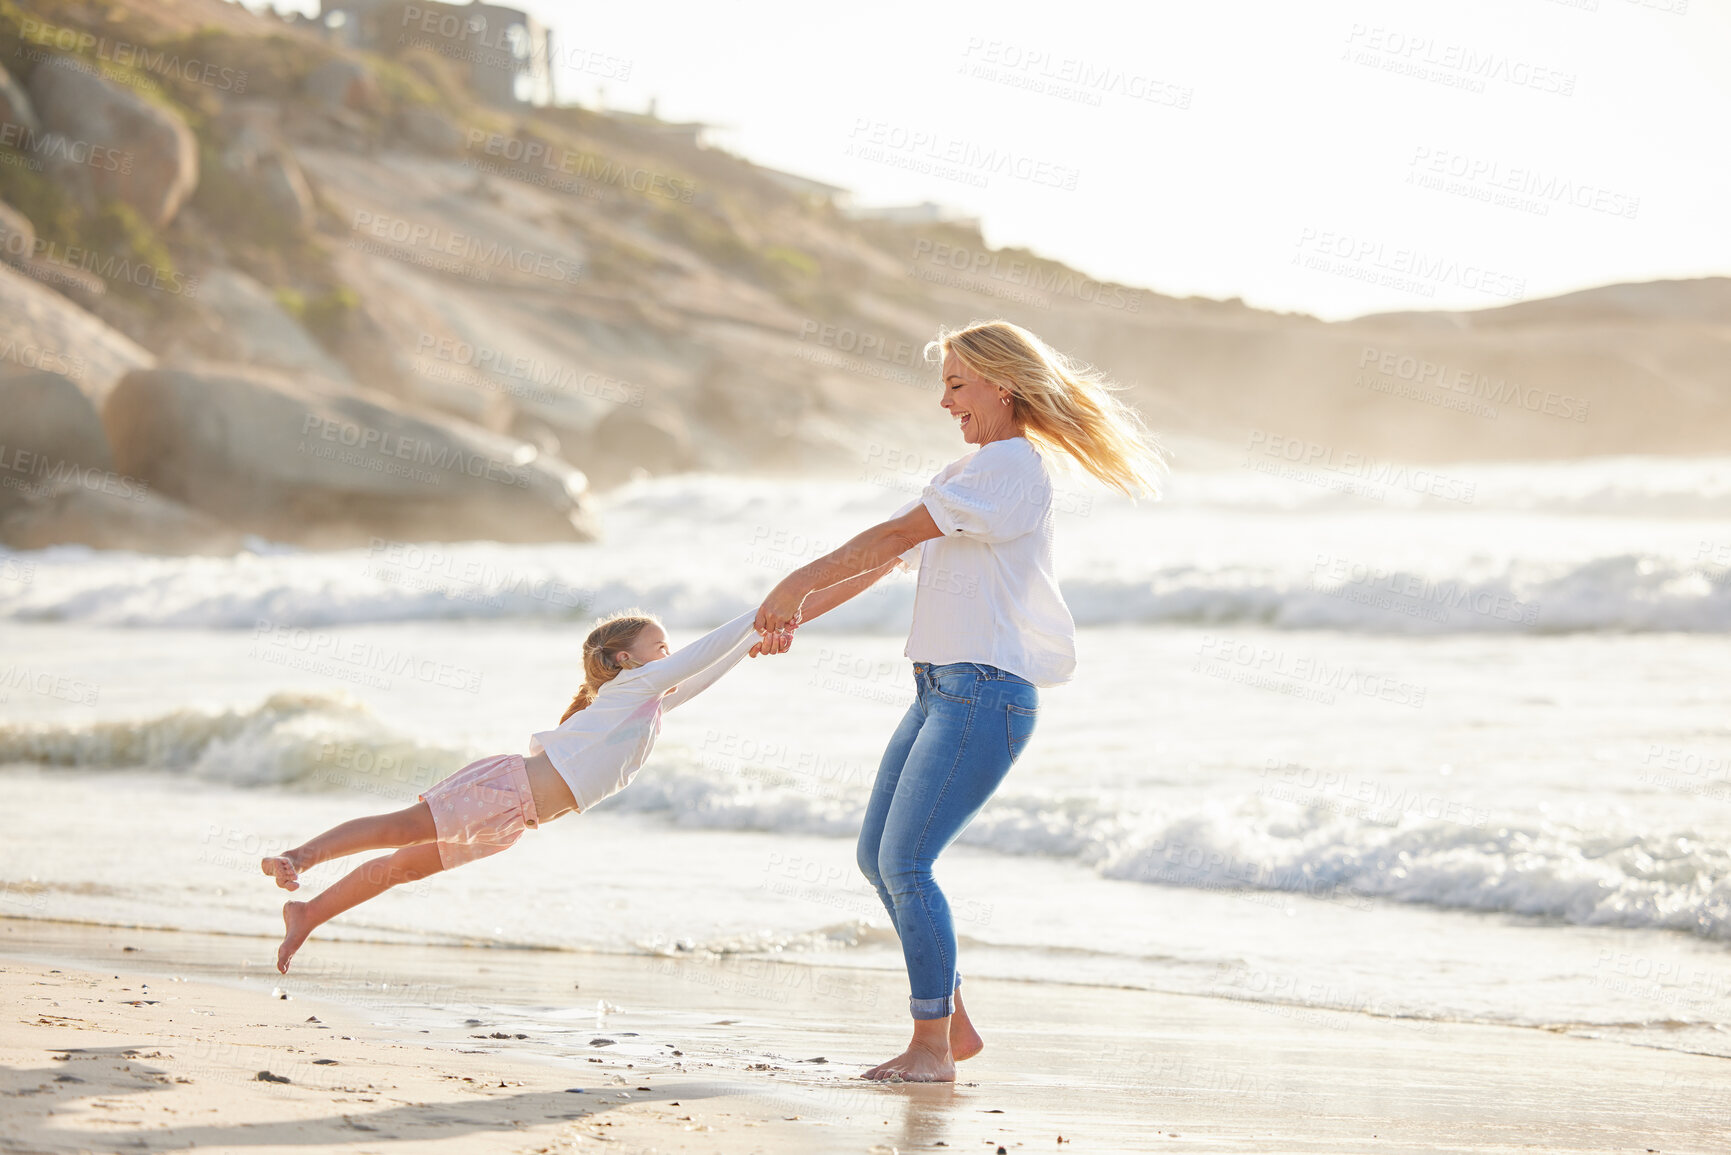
[939,351,1015,445]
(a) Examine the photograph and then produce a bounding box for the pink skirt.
[420,753,539,870]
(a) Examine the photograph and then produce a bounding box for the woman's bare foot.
[277,901,311,974]
[861,1037,955,1083]
[261,854,301,891]
[950,994,984,1061]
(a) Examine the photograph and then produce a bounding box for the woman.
[755,320,1164,1081]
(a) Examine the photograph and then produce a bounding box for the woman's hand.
[755,576,808,636]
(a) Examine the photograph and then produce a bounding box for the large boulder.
[219,115,316,231]
[302,58,377,112]
[196,268,351,381]
[0,370,114,513]
[103,363,597,546]
[26,55,199,228]
[398,105,464,156]
[582,404,693,488]
[0,369,231,552]
[12,252,106,307]
[0,199,33,266]
[0,481,241,554]
[256,150,317,229]
[0,262,152,401]
[0,61,37,137]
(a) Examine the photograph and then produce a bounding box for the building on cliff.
[316,0,555,107]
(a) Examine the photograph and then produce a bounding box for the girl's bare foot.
[261,855,301,891]
[861,1037,955,1083]
[277,901,311,974]
[950,994,984,1061]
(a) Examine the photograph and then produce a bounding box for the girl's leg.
[863,667,1035,1082]
[277,842,444,972]
[262,802,437,890]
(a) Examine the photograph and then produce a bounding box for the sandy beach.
[2,916,1725,1154]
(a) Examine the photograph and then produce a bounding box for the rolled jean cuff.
[909,993,954,1020]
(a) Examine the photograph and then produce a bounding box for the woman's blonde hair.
[560,611,660,722]
[926,320,1167,498]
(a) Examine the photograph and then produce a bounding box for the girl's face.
[615,624,669,669]
[940,351,1016,445]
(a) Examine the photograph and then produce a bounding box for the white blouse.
[530,611,757,811]
[897,437,1076,687]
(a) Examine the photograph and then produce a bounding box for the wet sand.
[1,916,1724,1153]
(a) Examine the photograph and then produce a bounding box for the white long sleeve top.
[529,610,758,811]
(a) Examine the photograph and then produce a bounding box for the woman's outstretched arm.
[755,505,941,635]
[803,558,903,621]
[663,558,898,704]
[749,558,901,657]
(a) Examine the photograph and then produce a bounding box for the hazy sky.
[289,0,1729,319]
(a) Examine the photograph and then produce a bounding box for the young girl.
[262,606,780,973]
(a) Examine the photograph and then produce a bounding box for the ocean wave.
[2,546,1727,633]
[0,692,472,792]
[2,459,1729,633]
[1169,454,1731,517]
[626,762,1731,941]
[1093,805,1731,939]
[1066,553,1731,633]
[28,696,1721,940]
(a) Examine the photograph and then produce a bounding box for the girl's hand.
[749,628,795,658]
[755,578,806,635]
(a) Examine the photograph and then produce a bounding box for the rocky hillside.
[1,0,1726,552]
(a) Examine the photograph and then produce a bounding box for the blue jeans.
[857,661,1039,1020]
